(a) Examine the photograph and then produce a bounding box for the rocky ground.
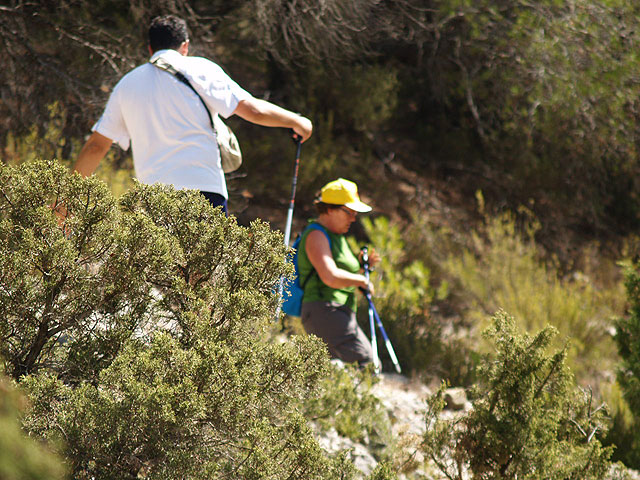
[314,371,465,479]
[314,370,640,480]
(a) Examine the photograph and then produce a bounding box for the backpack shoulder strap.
[150,57,216,132]
[306,222,331,245]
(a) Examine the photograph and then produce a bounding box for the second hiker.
[297,178,379,366]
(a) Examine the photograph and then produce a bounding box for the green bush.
[442,203,623,385]
[414,0,640,232]
[602,380,639,469]
[611,259,640,468]
[0,374,66,480]
[422,311,613,480]
[1,159,388,479]
[0,157,133,379]
[304,363,391,448]
[357,216,459,378]
[23,333,336,479]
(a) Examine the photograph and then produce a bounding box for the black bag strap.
[150,57,215,131]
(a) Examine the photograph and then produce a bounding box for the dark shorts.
[301,301,373,366]
[200,191,228,216]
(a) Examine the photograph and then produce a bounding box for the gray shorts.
[301,301,373,366]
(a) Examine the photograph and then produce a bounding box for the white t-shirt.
[93,49,252,198]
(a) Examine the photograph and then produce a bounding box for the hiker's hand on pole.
[358,276,375,296]
[292,115,312,143]
[291,131,303,145]
[367,279,375,296]
[359,247,380,269]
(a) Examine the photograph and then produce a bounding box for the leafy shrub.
[1,159,386,479]
[304,363,391,447]
[0,158,141,379]
[0,373,66,480]
[358,215,475,384]
[442,204,623,385]
[611,259,640,468]
[602,380,638,469]
[23,333,336,480]
[422,311,613,480]
[415,0,640,233]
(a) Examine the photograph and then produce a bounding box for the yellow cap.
[320,178,372,212]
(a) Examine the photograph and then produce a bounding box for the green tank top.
[298,221,361,312]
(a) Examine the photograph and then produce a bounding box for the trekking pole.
[361,248,402,374]
[275,134,303,319]
[283,134,302,247]
[361,247,380,373]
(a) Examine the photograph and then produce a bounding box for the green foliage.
[118,181,291,347]
[367,461,398,480]
[304,363,391,448]
[358,215,474,384]
[422,311,613,480]
[0,158,140,379]
[0,374,66,480]
[612,259,640,468]
[443,203,623,385]
[302,63,399,135]
[3,103,73,166]
[360,216,445,310]
[603,380,639,469]
[2,159,366,479]
[23,333,337,480]
[419,0,640,231]
[4,0,640,238]
[615,260,640,412]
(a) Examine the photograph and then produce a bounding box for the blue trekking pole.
[361,247,402,374]
[275,134,303,319]
[361,247,380,373]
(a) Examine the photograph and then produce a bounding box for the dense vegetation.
[0,375,66,480]
[1,160,396,479]
[3,0,640,237]
[0,159,631,477]
[423,312,613,480]
[2,0,640,477]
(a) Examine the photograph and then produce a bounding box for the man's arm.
[232,98,313,142]
[73,132,113,177]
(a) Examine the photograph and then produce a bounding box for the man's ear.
[178,40,189,56]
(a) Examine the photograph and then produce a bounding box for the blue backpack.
[281,223,331,317]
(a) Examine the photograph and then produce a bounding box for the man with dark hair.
[73,15,312,214]
[148,15,188,52]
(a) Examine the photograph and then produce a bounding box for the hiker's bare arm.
[73,132,113,177]
[305,230,371,291]
[233,97,312,142]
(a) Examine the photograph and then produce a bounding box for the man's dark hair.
[148,15,188,53]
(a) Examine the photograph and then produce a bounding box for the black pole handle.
[361,246,370,271]
[290,129,302,145]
